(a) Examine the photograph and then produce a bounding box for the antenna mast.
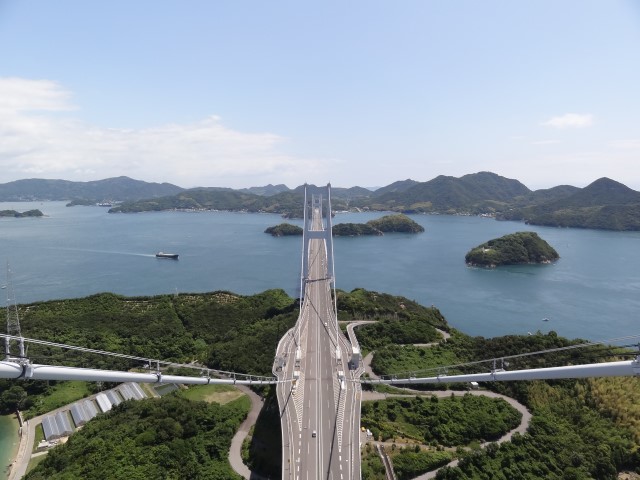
[5,262,25,360]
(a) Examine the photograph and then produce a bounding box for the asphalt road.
[275,206,362,480]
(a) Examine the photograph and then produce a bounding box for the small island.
[264,223,303,237]
[0,209,43,218]
[333,214,424,236]
[332,223,383,236]
[465,231,559,267]
[265,214,424,238]
[367,214,425,233]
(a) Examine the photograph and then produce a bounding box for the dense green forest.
[361,446,387,480]
[350,315,443,350]
[335,288,448,329]
[360,444,454,480]
[369,330,619,390]
[465,231,559,267]
[24,395,248,479]
[0,287,432,414]
[361,324,639,479]
[0,289,297,414]
[434,381,638,479]
[392,449,454,480]
[2,287,639,479]
[362,395,522,445]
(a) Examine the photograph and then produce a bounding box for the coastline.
[0,414,20,480]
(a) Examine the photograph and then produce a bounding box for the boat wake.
[44,247,159,257]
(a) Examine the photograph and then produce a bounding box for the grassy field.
[25,382,91,419]
[178,384,246,405]
[31,424,44,454]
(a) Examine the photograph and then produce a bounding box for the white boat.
[156,252,179,259]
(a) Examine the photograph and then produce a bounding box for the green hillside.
[499,178,640,230]
[4,172,640,230]
[0,176,182,202]
[360,172,531,213]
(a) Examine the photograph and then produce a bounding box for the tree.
[0,385,27,412]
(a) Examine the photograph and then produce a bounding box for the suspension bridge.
[1,183,640,480]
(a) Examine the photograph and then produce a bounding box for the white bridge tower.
[300,184,335,297]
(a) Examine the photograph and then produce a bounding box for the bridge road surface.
[275,207,362,480]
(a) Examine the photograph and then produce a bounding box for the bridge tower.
[300,184,335,296]
[4,263,25,361]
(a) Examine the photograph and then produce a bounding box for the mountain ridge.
[0,176,183,202]
[2,173,639,230]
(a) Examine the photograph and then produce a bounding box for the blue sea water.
[0,415,18,480]
[0,201,639,342]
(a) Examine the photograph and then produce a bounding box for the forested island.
[265,214,424,237]
[104,174,640,231]
[0,209,43,218]
[332,214,425,236]
[367,214,425,233]
[264,223,303,236]
[2,287,639,479]
[332,222,383,236]
[465,232,559,267]
[3,172,640,230]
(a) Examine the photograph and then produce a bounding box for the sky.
[0,1,639,190]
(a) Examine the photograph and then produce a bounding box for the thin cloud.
[531,140,560,145]
[0,77,325,187]
[0,77,75,113]
[542,113,594,129]
[610,139,640,149]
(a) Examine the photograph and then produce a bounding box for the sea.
[0,201,639,342]
[0,415,18,480]
[1,201,640,475]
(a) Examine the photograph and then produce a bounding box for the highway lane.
[275,199,362,480]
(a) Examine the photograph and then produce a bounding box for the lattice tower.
[4,263,25,360]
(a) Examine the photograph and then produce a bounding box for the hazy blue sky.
[1,1,639,189]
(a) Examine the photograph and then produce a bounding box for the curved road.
[356,324,531,480]
[228,385,268,480]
